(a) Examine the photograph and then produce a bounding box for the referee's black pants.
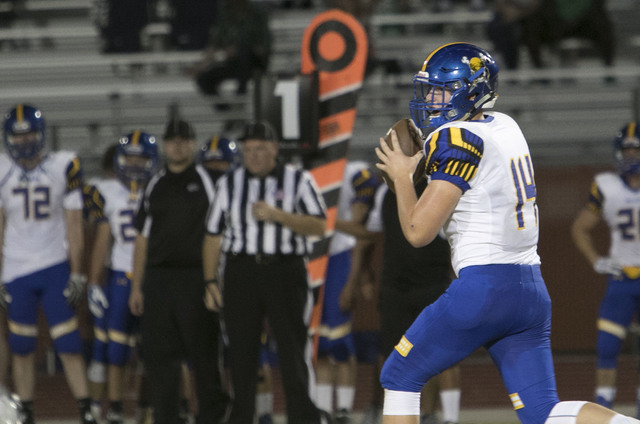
[223,254,322,424]
[141,267,229,424]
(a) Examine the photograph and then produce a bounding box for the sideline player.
[316,161,379,423]
[374,43,640,424]
[0,104,97,424]
[85,131,159,424]
[572,122,640,418]
[199,135,241,180]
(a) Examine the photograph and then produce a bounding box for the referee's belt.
[229,252,298,265]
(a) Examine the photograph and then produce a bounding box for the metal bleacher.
[2,0,640,174]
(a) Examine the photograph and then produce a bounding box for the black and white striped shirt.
[206,163,326,256]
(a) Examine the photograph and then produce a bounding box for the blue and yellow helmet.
[115,130,159,184]
[614,122,640,177]
[198,135,241,166]
[410,43,499,130]
[3,104,46,160]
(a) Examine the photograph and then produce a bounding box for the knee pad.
[9,334,36,355]
[544,401,587,424]
[597,330,623,369]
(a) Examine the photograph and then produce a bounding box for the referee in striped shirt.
[203,121,327,424]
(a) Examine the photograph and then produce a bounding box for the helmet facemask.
[116,153,156,185]
[5,130,44,161]
[115,131,158,186]
[615,139,640,177]
[410,67,495,130]
[4,104,46,162]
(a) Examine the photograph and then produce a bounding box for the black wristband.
[204,278,218,286]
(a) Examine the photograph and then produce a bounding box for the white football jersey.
[0,151,83,283]
[591,172,640,266]
[91,178,143,273]
[425,112,540,275]
[329,161,375,255]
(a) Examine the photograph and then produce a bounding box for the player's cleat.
[106,407,124,424]
[82,410,98,424]
[359,404,381,424]
[136,407,153,424]
[90,402,102,422]
[320,409,334,424]
[420,413,439,424]
[335,408,352,424]
[258,413,274,424]
[18,400,34,424]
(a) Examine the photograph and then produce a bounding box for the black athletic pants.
[223,254,321,424]
[141,267,228,424]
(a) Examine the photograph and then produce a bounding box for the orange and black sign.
[300,9,368,352]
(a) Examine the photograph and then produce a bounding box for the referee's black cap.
[164,119,196,140]
[240,121,278,142]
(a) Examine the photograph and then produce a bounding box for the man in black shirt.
[129,119,228,424]
[358,179,461,424]
[203,121,327,424]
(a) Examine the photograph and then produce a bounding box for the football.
[380,118,426,193]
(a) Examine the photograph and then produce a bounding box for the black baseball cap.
[163,119,196,140]
[240,121,278,142]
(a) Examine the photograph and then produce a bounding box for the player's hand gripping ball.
[380,118,426,193]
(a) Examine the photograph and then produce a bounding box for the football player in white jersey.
[0,104,96,424]
[571,123,640,418]
[315,161,379,423]
[374,43,640,424]
[85,131,159,424]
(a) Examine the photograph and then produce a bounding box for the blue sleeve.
[65,157,84,192]
[350,168,380,207]
[587,180,603,214]
[424,126,484,193]
[82,184,107,222]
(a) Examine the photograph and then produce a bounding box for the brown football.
[380,118,427,193]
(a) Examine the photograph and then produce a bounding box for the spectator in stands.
[486,0,542,70]
[95,0,148,53]
[518,0,615,68]
[187,0,271,96]
[168,0,217,51]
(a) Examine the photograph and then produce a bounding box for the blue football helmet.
[199,135,241,165]
[613,122,640,176]
[3,104,46,161]
[410,43,499,130]
[114,130,159,184]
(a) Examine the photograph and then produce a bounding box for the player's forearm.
[88,222,111,285]
[571,209,601,265]
[335,219,375,239]
[272,209,326,236]
[65,209,84,274]
[398,179,460,248]
[202,234,222,281]
[571,226,599,265]
[131,234,148,291]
